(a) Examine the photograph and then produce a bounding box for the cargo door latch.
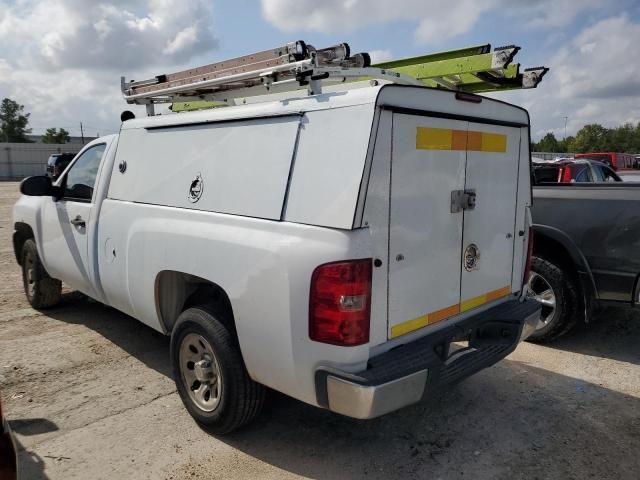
[450,189,476,213]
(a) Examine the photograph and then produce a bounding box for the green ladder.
[171,43,548,112]
[374,44,547,93]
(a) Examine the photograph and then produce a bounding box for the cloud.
[260,0,604,43]
[500,14,640,140]
[260,0,494,43]
[510,0,604,28]
[0,0,217,70]
[553,15,640,101]
[164,25,199,55]
[368,49,394,64]
[0,0,217,137]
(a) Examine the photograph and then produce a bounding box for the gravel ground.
[0,181,639,480]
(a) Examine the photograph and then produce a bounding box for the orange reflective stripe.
[391,286,511,338]
[428,303,461,323]
[485,285,511,302]
[450,130,468,150]
[466,130,482,151]
[416,127,507,153]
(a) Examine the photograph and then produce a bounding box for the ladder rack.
[121,41,423,115]
[121,40,549,115]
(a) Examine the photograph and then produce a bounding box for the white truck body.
[13,84,540,421]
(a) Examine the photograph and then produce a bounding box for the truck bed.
[532,183,640,302]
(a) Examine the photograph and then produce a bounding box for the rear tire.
[526,255,581,342]
[21,239,62,309]
[170,306,265,434]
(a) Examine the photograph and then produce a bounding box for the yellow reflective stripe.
[390,286,511,338]
[416,127,507,153]
[459,294,487,313]
[416,127,453,150]
[481,132,507,153]
[460,286,511,312]
[391,314,429,339]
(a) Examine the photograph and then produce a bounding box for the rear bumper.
[315,298,541,419]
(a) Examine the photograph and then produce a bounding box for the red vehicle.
[532,159,621,184]
[0,395,18,480]
[575,152,637,170]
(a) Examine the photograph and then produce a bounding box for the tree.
[609,123,636,153]
[557,135,574,153]
[42,127,71,144]
[0,98,32,142]
[570,124,612,153]
[534,132,561,152]
[535,122,640,154]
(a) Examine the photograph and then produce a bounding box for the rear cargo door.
[459,123,521,310]
[387,115,521,339]
[388,114,467,339]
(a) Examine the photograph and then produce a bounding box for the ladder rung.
[124,41,305,97]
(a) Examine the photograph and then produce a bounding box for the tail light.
[523,227,534,286]
[309,259,372,346]
[560,167,572,183]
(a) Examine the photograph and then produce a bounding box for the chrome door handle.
[70,215,85,227]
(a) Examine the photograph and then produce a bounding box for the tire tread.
[171,306,265,434]
[21,239,62,309]
[527,256,581,343]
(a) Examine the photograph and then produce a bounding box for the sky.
[0,0,639,141]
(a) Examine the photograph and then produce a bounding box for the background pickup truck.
[527,183,640,341]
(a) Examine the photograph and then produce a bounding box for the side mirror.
[20,175,60,198]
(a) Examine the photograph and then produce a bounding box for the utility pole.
[563,116,568,140]
[80,122,85,144]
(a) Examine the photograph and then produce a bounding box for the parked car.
[13,84,540,433]
[528,182,640,341]
[0,394,18,480]
[575,152,637,171]
[532,158,621,185]
[45,152,76,179]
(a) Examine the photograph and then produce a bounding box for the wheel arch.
[13,222,35,266]
[154,270,236,336]
[532,224,597,322]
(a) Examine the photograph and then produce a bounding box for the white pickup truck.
[13,83,540,433]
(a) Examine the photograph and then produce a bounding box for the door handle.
[70,215,86,228]
[450,189,476,213]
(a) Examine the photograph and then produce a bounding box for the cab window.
[573,165,592,182]
[595,165,621,182]
[63,144,106,202]
[590,164,605,182]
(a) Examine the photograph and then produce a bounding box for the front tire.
[526,256,581,342]
[170,307,265,434]
[21,239,62,309]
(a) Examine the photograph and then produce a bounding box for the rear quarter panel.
[98,199,375,406]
